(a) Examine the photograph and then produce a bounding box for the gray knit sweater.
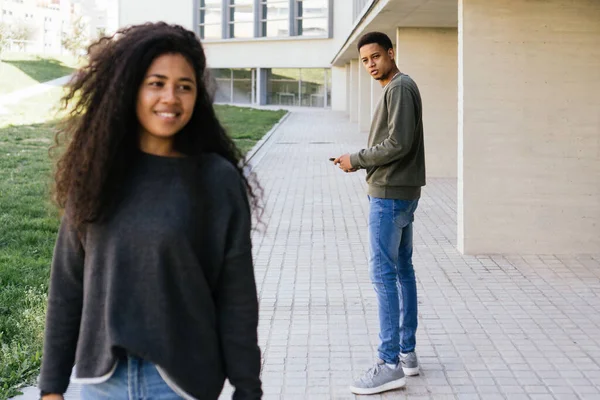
[39,152,262,399]
[350,73,425,200]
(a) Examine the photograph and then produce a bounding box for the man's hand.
[333,153,357,173]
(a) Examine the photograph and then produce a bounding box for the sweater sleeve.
[349,85,417,169]
[216,181,262,400]
[38,212,85,394]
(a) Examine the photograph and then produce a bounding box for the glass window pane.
[299,69,325,107]
[272,68,300,80]
[232,3,253,22]
[299,0,327,9]
[296,0,327,18]
[262,2,289,19]
[264,19,289,37]
[268,69,300,106]
[301,68,325,84]
[230,22,254,38]
[233,69,253,79]
[201,0,222,6]
[199,0,221,39]
[210,69,232,102]
[297,17,327,36]
[202,24,222,39]
[326,68,331,107]
[261,1,289,37]
[232,78,253,104]
[200,6,221,24]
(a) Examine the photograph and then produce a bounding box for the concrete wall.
[119,0,193,29]
[331,66,347,111]
[371,78,383,117]
[332,0,356,51]
[397,27,458,178]
[358,60,372,132]
[203,38,334,69]
[349,59,359,122]
[458,0,600,254]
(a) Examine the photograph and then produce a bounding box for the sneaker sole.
[402,366,420,376]
[349,377,406,395]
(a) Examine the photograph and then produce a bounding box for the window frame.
[194,0,332,40]
[292,0,330,38]
[258,0,290,38]
[227,0,255,39]
[197,0,224,40]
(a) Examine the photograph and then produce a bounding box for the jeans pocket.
[392,199,417,228]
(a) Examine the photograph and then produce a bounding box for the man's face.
[359,43,395,81]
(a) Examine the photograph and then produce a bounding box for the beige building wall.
[331,0,355,50]
[358,59,372,132]
[331,66,347,111]
[119,0,193,30]
[458,0,600,254]
[203,38,333,69]
[371,78,383,117]
[349,59,359,122]
[397,27,458,178]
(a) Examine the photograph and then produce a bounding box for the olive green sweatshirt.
[349,73,426,200]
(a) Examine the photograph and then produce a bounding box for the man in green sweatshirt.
[334,32,425,395]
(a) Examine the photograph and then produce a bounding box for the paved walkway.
[14,109,600,399]
[0,75,71,113]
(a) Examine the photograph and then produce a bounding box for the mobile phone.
[329,157,336,161]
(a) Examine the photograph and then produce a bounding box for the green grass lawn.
[216,105,286,154]
[0,89,285,399]
[0,53,78,94]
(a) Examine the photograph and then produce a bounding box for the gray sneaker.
[349,360,406,395]
[400,352,420,376]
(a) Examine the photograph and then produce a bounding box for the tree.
[62,16,89,56]
[9,21,35,52]
[96,27,107,40]
[0,22,10,59]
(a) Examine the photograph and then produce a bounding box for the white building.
[118,0,345,108]
[0,0,117,53]
[116,0,600,256]
[0,0,64,53]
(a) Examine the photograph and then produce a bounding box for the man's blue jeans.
[368,196,419,365]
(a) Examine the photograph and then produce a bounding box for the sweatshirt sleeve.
[216,180,262,400]
[38,212,85,394]
[350,85,417,169]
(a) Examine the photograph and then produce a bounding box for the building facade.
[117,0,600,255]
[118,0,353,108]
[0,0,116,53]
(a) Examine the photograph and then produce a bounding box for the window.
[267,68,330,107]
[210,68,255,104]
[260,0,289,37]
[295,0,328,37]
[228,0,253,39]
[199,0,222,40]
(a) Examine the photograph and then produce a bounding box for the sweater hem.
[71,361,118,384]
[368,185,421,200]
[156,366,198,400]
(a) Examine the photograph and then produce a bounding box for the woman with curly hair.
[39,22,262,400]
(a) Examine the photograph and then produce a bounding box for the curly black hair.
[53,22,262,231]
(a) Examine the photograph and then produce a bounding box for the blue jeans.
[368,196,419,364]
[80,356,183,399]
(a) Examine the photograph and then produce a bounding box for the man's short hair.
[357,32,393,52]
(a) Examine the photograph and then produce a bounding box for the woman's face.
[136,53,197,152]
